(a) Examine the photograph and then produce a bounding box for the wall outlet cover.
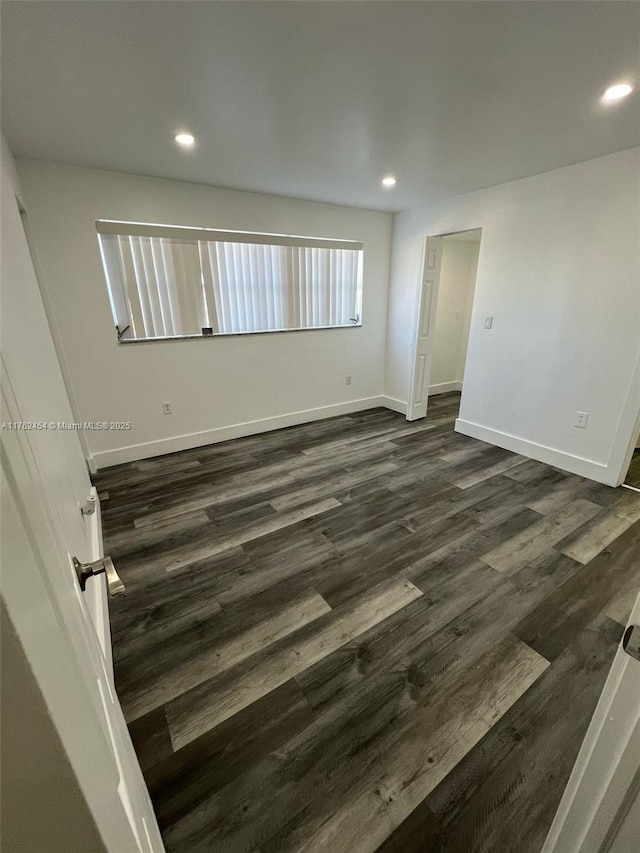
[574,411,589,429]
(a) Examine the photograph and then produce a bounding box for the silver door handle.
[73,556,125,597]
[622,625,640,662]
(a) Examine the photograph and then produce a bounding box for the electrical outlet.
[345,375,352,386]
[574,411,588,429]
[162,401,172,415]
[484,316,494,329]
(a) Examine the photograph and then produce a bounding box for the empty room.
[2,2,640,852]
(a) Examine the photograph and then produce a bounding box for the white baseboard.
[429,381,462,395]
[380,395,407,415]
[455,418,609,483]
[90,399,611,485]
[92,396,386,469]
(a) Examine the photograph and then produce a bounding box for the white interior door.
[1,159,112,657]
[1,152,163,851]
[406,235,443,421]
[542,590,640,853]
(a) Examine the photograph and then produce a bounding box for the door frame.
[406,227,483,422]
[406,235,443,421]
[611,356,640,488]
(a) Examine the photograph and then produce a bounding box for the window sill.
[117,322,362,344]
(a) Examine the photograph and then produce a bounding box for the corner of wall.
[455,417,609,484]
[380,396,407,415]
[1,135,24,203]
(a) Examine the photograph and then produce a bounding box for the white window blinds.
[96,221,363,341]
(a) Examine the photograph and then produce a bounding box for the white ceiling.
[2,1,639,213]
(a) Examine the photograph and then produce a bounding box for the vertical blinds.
[96,222,363,340]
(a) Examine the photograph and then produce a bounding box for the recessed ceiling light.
[175,132,196,146]
[381,176,397,188]
[602,83,633,102]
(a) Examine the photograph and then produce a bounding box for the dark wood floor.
[625,448,640,489]
[95,393,640,853]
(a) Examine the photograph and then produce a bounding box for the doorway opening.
[430,229,481,402]
[622,425,640,491]
[406,227,481,423]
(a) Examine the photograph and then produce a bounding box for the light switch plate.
[484,316,493,329]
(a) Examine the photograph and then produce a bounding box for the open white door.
[406,235,443,421]
[1,143,163,851]
[542,590,640,853]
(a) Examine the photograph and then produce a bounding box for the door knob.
[622,625,640,663]
[73,556,125,597]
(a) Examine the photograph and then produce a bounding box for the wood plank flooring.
[94,393,640,853]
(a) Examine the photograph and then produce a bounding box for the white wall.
[429,239,479,393]
[385,148,640,484]
[17,160,392,468]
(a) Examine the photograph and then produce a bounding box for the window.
[96,221,363,342]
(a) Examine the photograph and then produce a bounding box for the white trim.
[428,381,462,395]
[606,351,640,486]
[96,219,363,251]
[406,235,443,421]
[93,396,386,468]
[380,395,407,415]
[455,418,609,483]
